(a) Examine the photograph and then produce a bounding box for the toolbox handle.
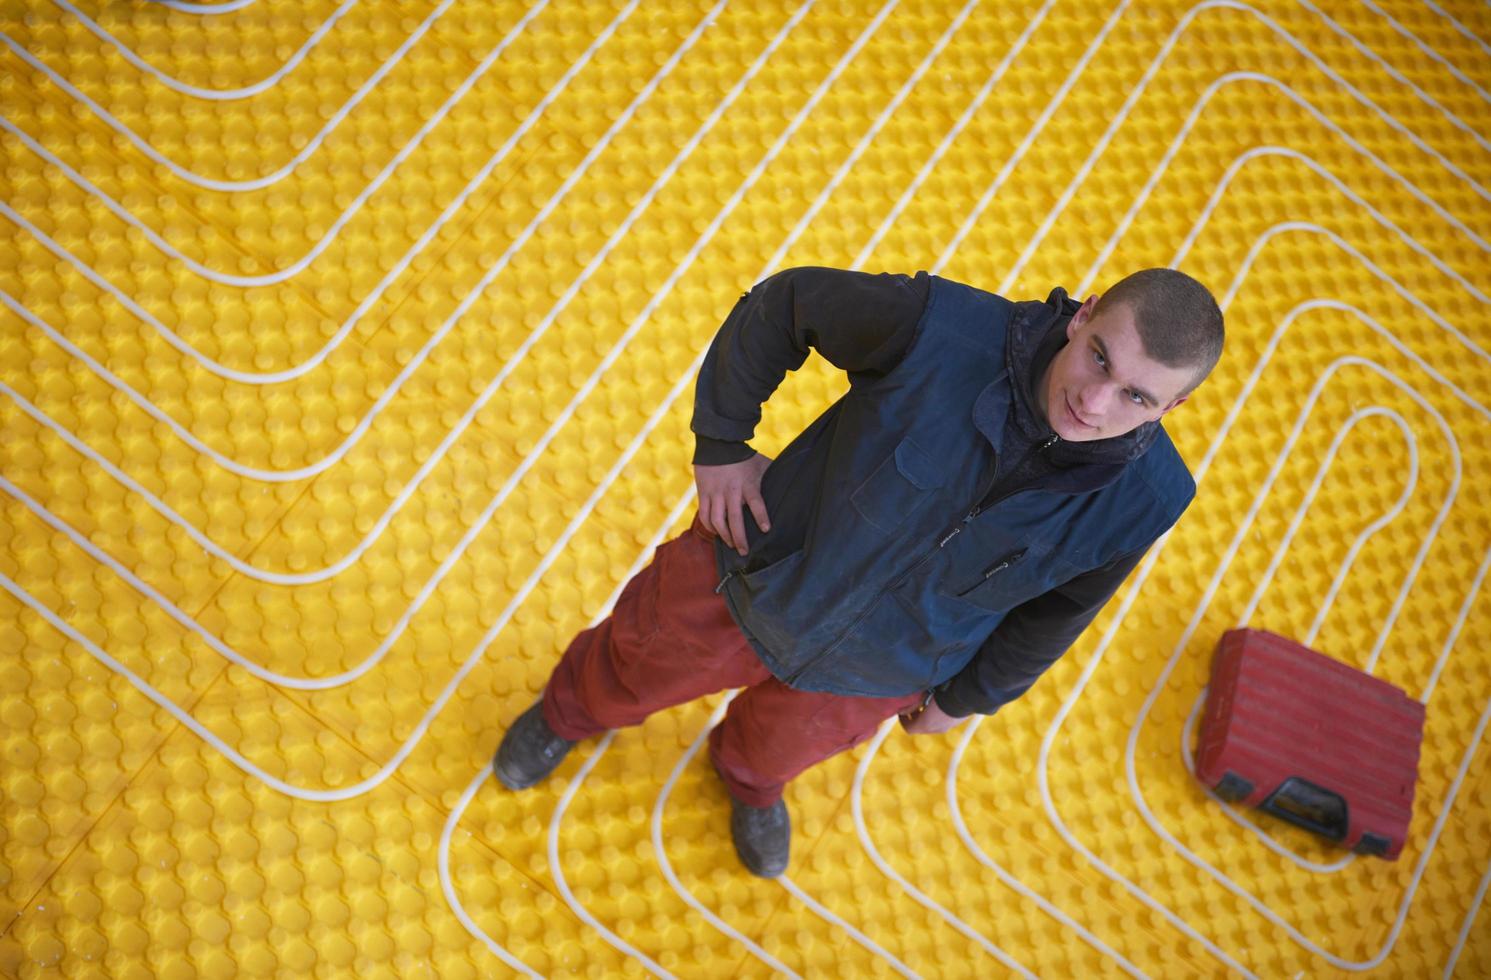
[1260,777,1348,842]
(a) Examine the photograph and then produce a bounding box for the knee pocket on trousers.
[614,558,666,642]
[626,533,712,644]
[803,693,921,753]
[804,702,877,745]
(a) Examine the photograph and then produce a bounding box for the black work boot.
[728,797,790,878]
[493,701,576,790]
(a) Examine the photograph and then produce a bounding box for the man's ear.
[1159,394,1189,416]
[1068,294,1098,340]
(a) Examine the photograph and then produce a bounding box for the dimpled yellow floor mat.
[1,0,1489,975]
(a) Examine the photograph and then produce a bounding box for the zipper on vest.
[968,432,1059,521]
[979,548,1027,580]
[782,434,1059,687]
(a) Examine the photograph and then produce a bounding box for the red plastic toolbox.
[1194,628,1425,860]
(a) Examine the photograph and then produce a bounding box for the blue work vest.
[714,276,1195,697]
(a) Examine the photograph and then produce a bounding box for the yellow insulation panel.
[1,0,1488,975]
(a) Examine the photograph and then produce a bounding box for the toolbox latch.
[1260,776,1348,842]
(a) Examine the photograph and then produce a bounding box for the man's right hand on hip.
[694,453,772,556]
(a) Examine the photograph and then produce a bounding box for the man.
[494,266,1224,877]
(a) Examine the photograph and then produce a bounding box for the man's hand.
[898,695,965,734]
[694,454,773,556]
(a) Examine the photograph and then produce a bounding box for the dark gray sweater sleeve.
[691,267,931,465]
[934,547,1148,717]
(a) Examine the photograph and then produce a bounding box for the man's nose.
[1077,384,1114,419]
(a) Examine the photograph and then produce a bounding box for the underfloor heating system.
[1,0,1489,976]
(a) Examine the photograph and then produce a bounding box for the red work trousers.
[541,516,922,807]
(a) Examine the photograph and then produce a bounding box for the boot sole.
[730,808,790,877]
[492,747,555,791]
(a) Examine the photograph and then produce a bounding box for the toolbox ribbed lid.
[1222,628,1425,822]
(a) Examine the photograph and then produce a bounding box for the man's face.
[1038,297,1195,442]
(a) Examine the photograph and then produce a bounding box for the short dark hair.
[1093,268,1224,398]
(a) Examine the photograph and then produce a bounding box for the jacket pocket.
[942,548,1052,613]
[733,548,808,651]
[741,547,806,588]
[794,591,948,696]
[851,437,944,534]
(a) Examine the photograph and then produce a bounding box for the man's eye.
[1129,390,1144,405]
[1092,349,1105,367]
